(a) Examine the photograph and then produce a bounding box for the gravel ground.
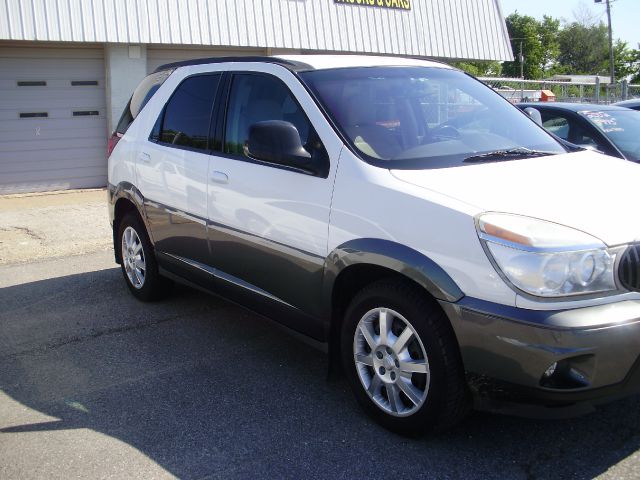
[0,189,111,265]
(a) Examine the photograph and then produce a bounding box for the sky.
[499,0,639,47]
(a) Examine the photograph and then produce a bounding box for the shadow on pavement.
[1,267,640,479]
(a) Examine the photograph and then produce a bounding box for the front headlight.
[477,213,621,298]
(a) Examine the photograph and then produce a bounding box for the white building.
[0,0,512,194]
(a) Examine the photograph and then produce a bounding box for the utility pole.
[519,41,524,101]
[596,0,615,85]
[519,41,524,79]
[606,0,614,85]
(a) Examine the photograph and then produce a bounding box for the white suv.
[108,55,640,434]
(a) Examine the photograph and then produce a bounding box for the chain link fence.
[478,77,640,104]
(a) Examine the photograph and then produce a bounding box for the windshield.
[580,109,640,162]
[300,67,565,169]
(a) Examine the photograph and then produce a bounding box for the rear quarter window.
[115,70,173,135]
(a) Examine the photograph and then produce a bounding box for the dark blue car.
[517,102,640,162]
[614,99,640,111]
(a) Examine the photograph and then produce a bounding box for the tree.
[501,13,560,79]
[450,61,502,77]
[502,13,544,79]
[630,47,640,83]
[613,41,640,80]
[538,16,562,75]
[557,22,609,75]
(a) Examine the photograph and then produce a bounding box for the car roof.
[613,99,640,108]
[517,102,631,112]
[153,54,452,74]
[274,54,451,70]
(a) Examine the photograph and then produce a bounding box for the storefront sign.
[334,0,411,11]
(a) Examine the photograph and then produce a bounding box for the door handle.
[139,152,151,164]
[210,171,229,184]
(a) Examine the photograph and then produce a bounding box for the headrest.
[344,95,376,127]
[246,99,282,124]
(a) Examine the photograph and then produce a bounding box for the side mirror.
[246,120,325,176]
[523,107,542,126]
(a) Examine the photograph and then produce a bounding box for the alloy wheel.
[121,226,146,289]
[353,307,430,417]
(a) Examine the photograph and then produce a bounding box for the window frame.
[216,71,329,178]
[149,72,223,155]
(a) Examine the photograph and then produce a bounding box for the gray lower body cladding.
[441,297,640,416]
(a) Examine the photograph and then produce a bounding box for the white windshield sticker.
[582,111,624,133]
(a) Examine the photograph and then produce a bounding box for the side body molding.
[323,238,464,312]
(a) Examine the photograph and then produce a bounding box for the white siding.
[0,0,513,61]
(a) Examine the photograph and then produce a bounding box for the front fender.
[323,238,464,310]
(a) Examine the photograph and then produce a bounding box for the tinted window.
[158,74,221,151]
[580,109,640,161]
[224,74,312,156]
[541,114,570,140]
[540,110,602,149]
[116,69,172,135]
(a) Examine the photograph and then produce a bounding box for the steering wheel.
[430,125,461,140]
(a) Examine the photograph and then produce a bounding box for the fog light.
[543,362,557,378]
[539,355,594,389]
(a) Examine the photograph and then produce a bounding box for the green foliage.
[538,16,562,74]
[498,13,640,83]
[615,41,640,82]
[557,22,609,75]
[450,61,502,77]
[502,14,545,79]
[501,13,560,79]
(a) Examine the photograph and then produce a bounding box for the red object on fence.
[540,90,556,102]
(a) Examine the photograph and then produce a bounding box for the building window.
[73,110,99,116]
[71,81,99,86]
[20,112,48,118]
[17,81,46,86]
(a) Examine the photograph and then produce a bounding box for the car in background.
[517,102,640,162]
[613,99,640,111]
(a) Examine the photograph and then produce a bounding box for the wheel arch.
[323,238,464,374]
[109,182,150,263]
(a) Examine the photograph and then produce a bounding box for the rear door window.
[154,74,221,152]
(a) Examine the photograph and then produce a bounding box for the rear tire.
[117,212,172,301]
[341,279,469,435]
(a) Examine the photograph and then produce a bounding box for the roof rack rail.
[153,56,314,73]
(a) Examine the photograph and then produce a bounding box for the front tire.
[341,279,468,435]
[117,212,171,301]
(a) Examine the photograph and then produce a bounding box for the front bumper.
[440,297,640,417]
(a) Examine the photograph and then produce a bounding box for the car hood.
[391,150,639,246]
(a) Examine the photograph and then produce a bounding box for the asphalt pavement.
[1,193,640,479]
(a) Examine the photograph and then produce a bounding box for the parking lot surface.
[0,189,111,265]
[1,192,640,479]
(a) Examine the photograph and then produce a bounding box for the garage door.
[147,47,269,73]
[0,46,107,194]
